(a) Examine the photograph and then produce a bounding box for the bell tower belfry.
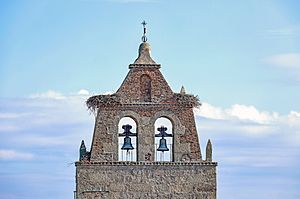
[75,22,217,199]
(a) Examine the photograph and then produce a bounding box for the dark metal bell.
[121,136,134,151]
[157,138,169,152]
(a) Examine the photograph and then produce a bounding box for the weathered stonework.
[89,105,202,162]
[76,162,217,199]
[75,40,217,199]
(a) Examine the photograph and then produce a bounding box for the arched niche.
[118,117,137,161]
[154,117,173,162]
[140,74,151,102]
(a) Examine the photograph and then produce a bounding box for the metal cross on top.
[141,20,147,42]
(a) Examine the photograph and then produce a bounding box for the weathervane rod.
[141,20,147,42]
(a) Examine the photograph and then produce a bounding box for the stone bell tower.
[75,22,217,199]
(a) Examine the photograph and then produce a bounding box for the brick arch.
[115,110,140,127]
[117,117,137,134]
[150,110,187,162]
[150,111,184,162]
[113,111,140,147]
[114,110,140,161]
[153,117,174,162]
[150,111,182,129]
[153,116,174,136]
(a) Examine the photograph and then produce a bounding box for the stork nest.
[173,93,201,107]
[86,93,200,112]
[86,94,120,112]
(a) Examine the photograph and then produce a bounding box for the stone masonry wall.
[90,105,202,162]
[76,162,217,199]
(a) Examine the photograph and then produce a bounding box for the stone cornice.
[76,161,217,166]
[129,64,161,69]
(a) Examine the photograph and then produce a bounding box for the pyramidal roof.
[116,40,173,103]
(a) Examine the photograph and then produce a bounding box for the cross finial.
[142,20,147,29]
[141,20,147,42]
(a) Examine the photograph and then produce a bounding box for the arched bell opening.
[154,117,173,162]
[118,117,137,161]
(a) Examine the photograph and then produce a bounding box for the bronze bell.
[119,124,136,152]
[157,137,169,152]
[155,125,172,152]
[121,136,134,152]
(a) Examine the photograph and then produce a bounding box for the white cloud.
[226,104,278,124]
[196,103,300,197]
[1,95,90,129]
[0,90,96,149]
[30,90,66,100]
[77,89,90,95]
[266,53,300,69]
[0,149,34,160]
[194,102,225,120]
[195,102,300,140]
[194,102,279,124]
[287,111,300,123]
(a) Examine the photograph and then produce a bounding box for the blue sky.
[0,0,300,199]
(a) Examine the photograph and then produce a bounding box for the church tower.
[75,22,217,199]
